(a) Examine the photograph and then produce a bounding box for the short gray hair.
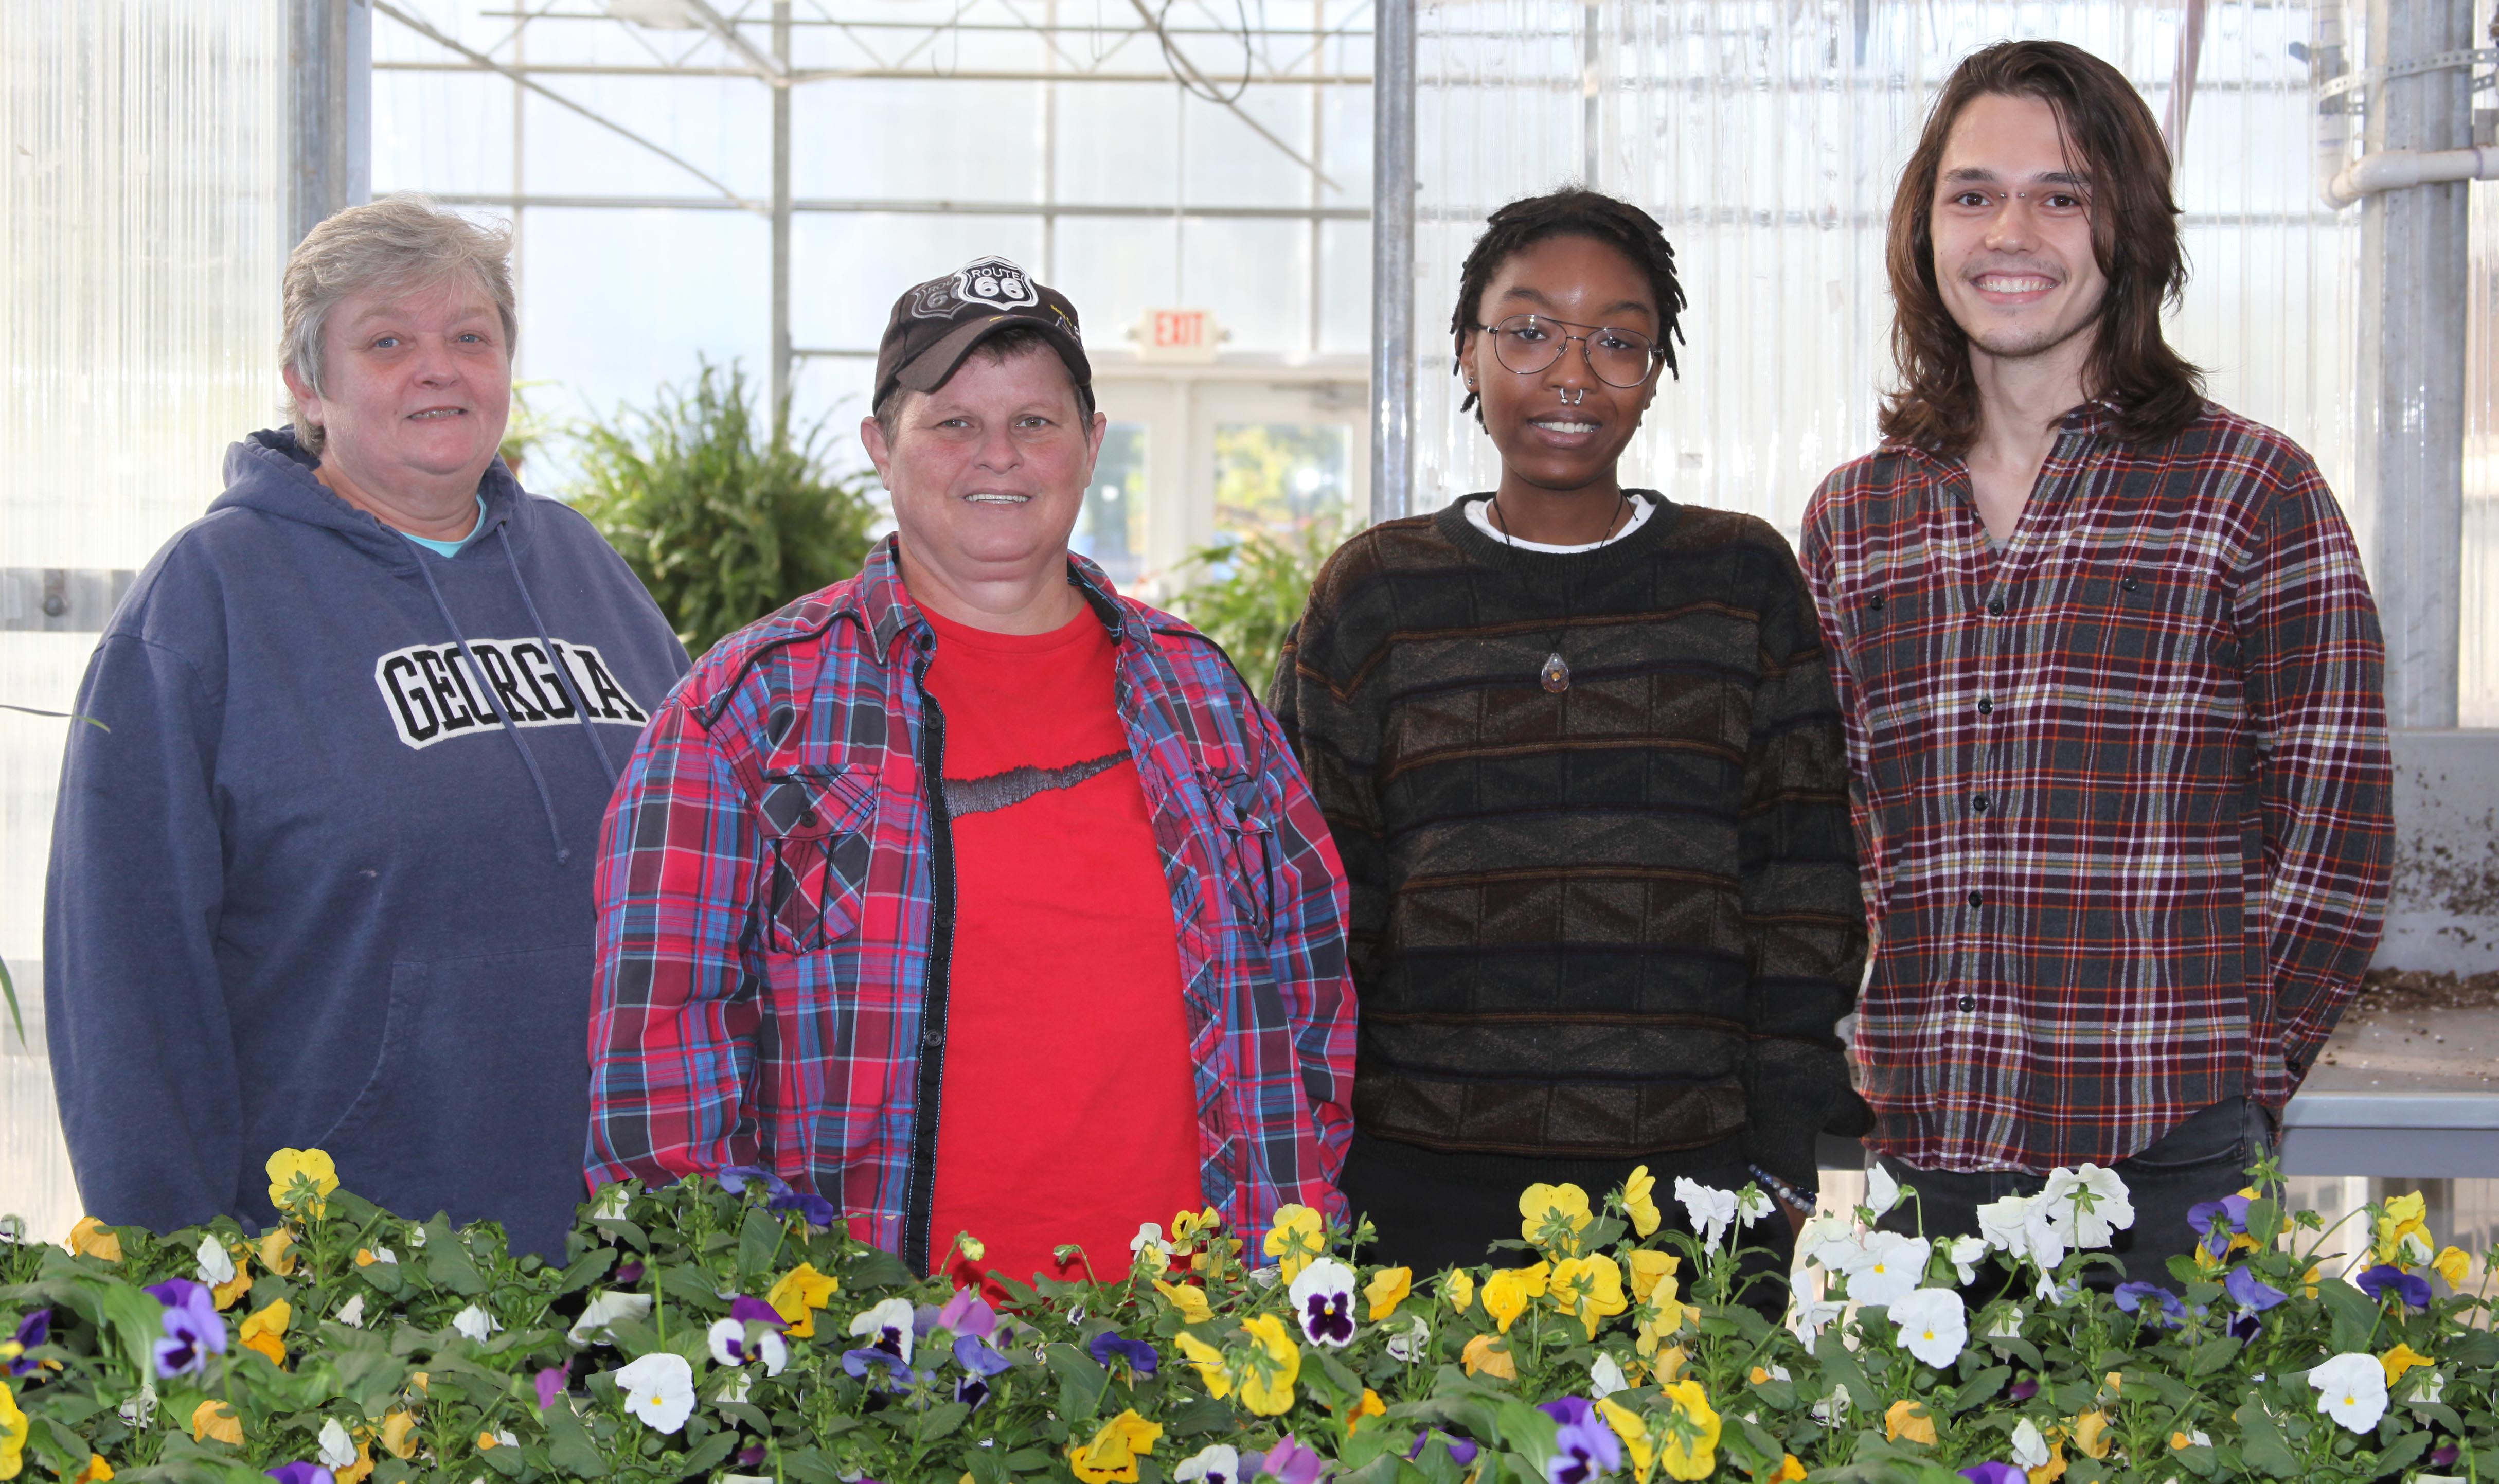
[282,193,517,453]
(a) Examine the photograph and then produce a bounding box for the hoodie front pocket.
[756,765,877,954]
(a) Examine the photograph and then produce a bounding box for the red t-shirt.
[920,602,1205,1291]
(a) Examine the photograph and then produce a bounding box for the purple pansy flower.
[534,1363,570,1409]
[612,1259,646,1285]
[738,1442,769,1468]
[265,1464,333,1484]
[718,1165,838,1226]
[145,1278,227,1378]
[5,1309,50,1377]
[2112,1282,2186,1327]
[1088,1331,1161,1377]
[2007,1379,2038,1402]
[2357,1264,2433,1310]
[936,1286,999,1340]
[842,1348,918,1390]
[1961,1465,2026,1484]
[2430,1443,2460,1469]
[731,1295,789,1331]
[1539,1397,1622,1484]
[1251,1436,1326,1484]
[2187,1194,2253,1256]
[2223,1265,2286,1312]
[1408,1431,1482,1467]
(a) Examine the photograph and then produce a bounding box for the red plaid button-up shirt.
[1800,402,2391,1174]
[584,541,1355,1269]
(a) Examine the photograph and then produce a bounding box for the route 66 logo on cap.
[877,255,1092,412]
[954,257,1038,310]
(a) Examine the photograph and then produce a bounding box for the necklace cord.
[1486,490,1634,686]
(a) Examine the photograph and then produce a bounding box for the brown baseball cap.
[872,256,1091,413]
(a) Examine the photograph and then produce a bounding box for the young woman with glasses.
[1268,188,1866,1291]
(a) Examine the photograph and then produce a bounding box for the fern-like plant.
[572,361,879,656]
[1170,517,1346,700]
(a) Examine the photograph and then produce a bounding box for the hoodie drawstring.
[499,526,622,786]
[411,551,576,866]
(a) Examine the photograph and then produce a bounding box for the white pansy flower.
[2011,1419,2051,1469]
[452,1304,502,1342]
[1287,1256,1360,1348]
[2414,1369,2446,1404]
[1590,1354,1629,1399]
[1796,1213,1860,1272]
[1386,1313,1430,1362]
[593,1187,632,1221]
[849,1297,917,1365]
[715,1370,754,1403]
[2308,1352,2389,1433]
[406,1224,428,1248]
[1976,1194,2036,1259]
[1675,1177,1740,1249]
[1787,1292,1846,1346]
[117,1380,158,1429]
[708,1317,790,1375]
[1737,1187,1775,1227]
[335,1295,367,1329]
[1175,1443,1242,1484]
[318,1419,357,1469]
[2039,1165,2134,1251]
[1759,1363,1791,1382]
[1808,1386,1851,1425]
[1864,1165,1902,1218]
[614,1352,695,1433]
[1841,1232,1930,1307]
[568,1290,655,1345]
[1984,1304,2025,1341]
[367,1246,399,1266]
[195,1235,236,1286]
[1948,1236,1988,1285]
[1887,1288,1967,1368]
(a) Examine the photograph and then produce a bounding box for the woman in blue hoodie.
[44,194,690,1256]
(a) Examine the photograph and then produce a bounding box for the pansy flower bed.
[2,1149,2493,1484]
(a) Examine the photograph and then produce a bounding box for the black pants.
[1340,1129,1797,1313]
[1872,1097,2274,1288]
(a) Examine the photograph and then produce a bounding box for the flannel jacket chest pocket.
[1202,767,1276,938]
[755,765,877,953]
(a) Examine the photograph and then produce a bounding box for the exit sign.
[1134,308,1223,363]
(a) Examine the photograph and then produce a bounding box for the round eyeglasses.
[1475,314,1662,388]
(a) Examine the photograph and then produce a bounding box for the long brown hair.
[1878,40,2203,453]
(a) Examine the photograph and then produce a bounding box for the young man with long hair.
[1800,41,2393,1278]
[1273,189,1866,1281]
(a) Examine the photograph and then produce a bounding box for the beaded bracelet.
[1747,1163,1819,1217]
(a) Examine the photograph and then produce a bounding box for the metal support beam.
[1368,0,1416,525]
[289,0,371,244]
[2357,0,2471,727]
[771,1,794,426]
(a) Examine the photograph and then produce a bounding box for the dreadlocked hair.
[1451,187,1688,427]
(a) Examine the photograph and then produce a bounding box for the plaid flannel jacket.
[1800,402,2392,1174]
[585,541,1355,1270]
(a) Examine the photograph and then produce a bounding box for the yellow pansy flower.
[190,1400,243,1447]
[1482,1267,1536,1333]
[1626,1249,1679,1301]
[65,1218,121,1264]
[1365,1266,1413,1320]
[2380,1343,2433,1385]
[1175,1331,1231,1400]
[2026,1439,2068,1484]
[1622,1165,1662,1239]
[2374,1191,2433,1265]
[1657,1379,1722,1481]
[1774,1455,1808,1483]
[765,1262,840,1338]
[1459,1333,1516,1379]
[1444,1269,1476,1312]
[1172,1206,1223,1244]
[1634,1286,1686,1358]
[1595,1397,1655,1483]
[264,1148,340,1216]
[2070,1411,2111,1460]
[1154,1279,1215,1326]
[0,1385,26,1483]
[1347,1389,1387,1432]
[257,1227,298,1276]
[2433,1245,2471,1289]
[211,1247,254,1312]
[70,1454,112,1484]
[1548,1255,1629,1339]
[1067,1409,1163,1483]
[1520,1183,1595,1254]
[334,1441,375,1484]
[238,1298,291,1366]
[380,1410,418,1459]
[1648,1346,1688,1384]
[1236,1313,1301,1416]
[1262,1205,1326,1282]
[1883,1399,1937,1447]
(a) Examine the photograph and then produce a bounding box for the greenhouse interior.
[7,0,2499,1285]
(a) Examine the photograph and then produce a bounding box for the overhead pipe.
[2326,143,2499,207]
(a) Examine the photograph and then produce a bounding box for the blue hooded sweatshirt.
[44,429,689,1255]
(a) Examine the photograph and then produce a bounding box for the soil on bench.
[2308,969,2499,1090]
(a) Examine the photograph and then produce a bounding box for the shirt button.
[2120,576,2139,593]
[1957,995,1977,1012]
[1968,890,1984,908]
[1868,594,1886,612]
[1986,599,2006,616]
[1972,793,1992,814]
[1977,696,1993,714]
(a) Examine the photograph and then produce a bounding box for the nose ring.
[1560,387,1585,406]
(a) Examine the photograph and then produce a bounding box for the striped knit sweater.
[1269,493,1867,1188]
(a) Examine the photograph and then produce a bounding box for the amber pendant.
[1540,652,1571,692]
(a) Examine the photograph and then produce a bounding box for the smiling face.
[1930,91,2109,366]
[284,275,512,502]
[863,343,1106,603]
[1461,233,1661,497]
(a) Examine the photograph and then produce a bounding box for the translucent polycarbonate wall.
[2467,169,2499,724]
[1411,0,2359,549]
[0,0,292,1240]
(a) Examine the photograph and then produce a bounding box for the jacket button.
[1972,793,1992,814]
[2120,575,2139,593]
[1868,594,1886,612]
[1986,599,2006,616]
[1957,995,1977,1012]
[798,809,818,827]
[1977,696,1993,715]
[1968,890,1984,908]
